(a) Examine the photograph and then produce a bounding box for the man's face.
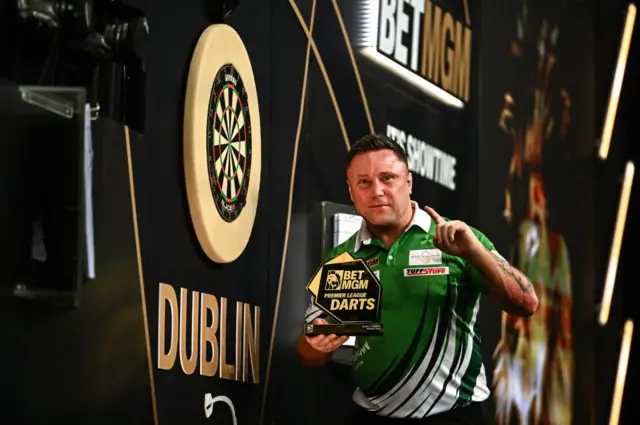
[346,149,413,226]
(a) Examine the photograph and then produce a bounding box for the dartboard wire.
[214,141,222,181]
[228,147,237,199]
[230,166,237,200]
[226,151,231,200]
[229,108,240,145]
[232,143,246,189]
[222,90,231,140]
[218,149,226,199]
[214,144,225,182]
[224,107,231,141]
[217,97,228,140]
[224,147,232,199]
[230,105,243,141]
[229,119,237,142]
[224,86,231,130]
[231,145,239,176]
[215,101,224,139]
[230,149,239,199]
[231,119,240,141]
[232,87,238,110]
[231,89,239,133]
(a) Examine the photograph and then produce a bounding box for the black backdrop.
[133,0,272,424]
[0,0,630,425]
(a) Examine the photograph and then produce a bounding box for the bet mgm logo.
[304,252,384,336]
[323,268,370,292]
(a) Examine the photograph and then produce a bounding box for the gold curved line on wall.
[331,0,375,135]
[289,0,351,151]
[124,126,159,425]
[463,0,470,25]
[258,1,317,424]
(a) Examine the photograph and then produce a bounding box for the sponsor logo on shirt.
[353,340,370,362]
[366,256,380,267]
[409,249,442,265]
[404,266,450,277]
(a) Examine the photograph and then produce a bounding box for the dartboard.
[206,64,252,223]
[184,24,262,264]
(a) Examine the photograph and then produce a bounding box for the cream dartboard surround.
[184,24,262,263]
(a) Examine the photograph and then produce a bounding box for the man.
[296,134,539,424]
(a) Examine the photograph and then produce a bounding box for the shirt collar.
[354,201,432,252]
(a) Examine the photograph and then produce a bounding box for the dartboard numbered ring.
[184,24,262,264]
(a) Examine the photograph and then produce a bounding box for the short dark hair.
[346,134,408,172]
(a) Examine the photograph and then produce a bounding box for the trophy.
[304,252,383,336]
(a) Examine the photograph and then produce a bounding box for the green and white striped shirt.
[305,202,493,418]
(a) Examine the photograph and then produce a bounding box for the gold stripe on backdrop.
[463,0,470,25]
[125,126,159,425]
[259,1,317,424]
[331,0,375,134]
[288,0,351,151]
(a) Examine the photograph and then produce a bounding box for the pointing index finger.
[424,205,444,224]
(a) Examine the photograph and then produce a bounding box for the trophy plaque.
[304,252,383,336]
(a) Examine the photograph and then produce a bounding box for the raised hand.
[423,206,483,260]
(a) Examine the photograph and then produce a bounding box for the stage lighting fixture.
[221,0,239,17]
[598,3,636,160]
[16,0,63,28]
[16,0,93,37]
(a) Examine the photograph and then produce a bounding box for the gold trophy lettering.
[304,252,383,336]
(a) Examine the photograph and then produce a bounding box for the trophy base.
[304,322,383,336]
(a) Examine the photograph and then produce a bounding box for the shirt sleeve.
[304,296,329,323]
[465,227,508,293]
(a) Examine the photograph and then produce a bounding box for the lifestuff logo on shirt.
[404,266,450,277]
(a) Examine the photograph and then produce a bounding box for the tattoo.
[484,246,534,294]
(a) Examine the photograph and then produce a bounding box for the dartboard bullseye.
[207,64,252,223]
[183,24,262,264]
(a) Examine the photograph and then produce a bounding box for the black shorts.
[350,401,490,425]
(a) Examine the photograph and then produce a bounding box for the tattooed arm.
[467,246,539,317]
[421,206,539,317]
